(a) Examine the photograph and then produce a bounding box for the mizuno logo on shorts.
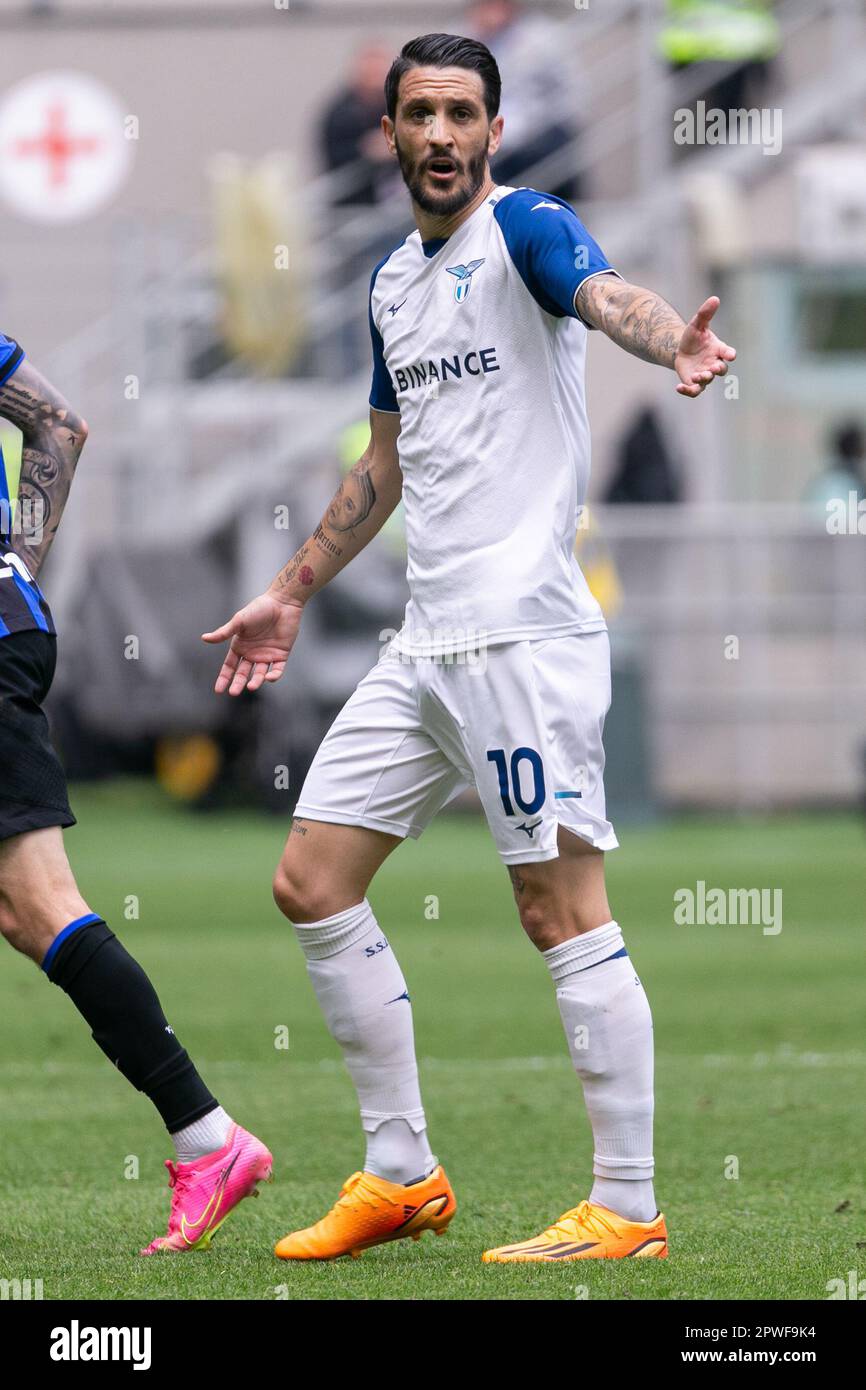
[515,819,543,838]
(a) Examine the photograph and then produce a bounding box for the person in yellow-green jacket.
[660,0,781,120]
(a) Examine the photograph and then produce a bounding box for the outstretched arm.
[0,359,89,576]
[575,274,736,397]
[202,407,403,695]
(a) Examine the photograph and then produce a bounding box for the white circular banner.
[0,71,133,223]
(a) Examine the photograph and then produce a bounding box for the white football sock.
[364,1118,436,1186]
[171,1104,233,1164]
[544,921,657,1224]
[293,899,433,1185]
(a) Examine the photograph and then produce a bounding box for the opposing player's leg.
[0,825,272,1255]
[0,628,270,1251]
[271,652,463,1259]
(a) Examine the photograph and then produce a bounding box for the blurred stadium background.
[0,0,864,823]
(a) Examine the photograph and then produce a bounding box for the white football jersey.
[369,184,617,656]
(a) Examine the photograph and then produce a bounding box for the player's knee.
[0,894,16,943]
[272,862,303,921]
[0,893,36,957]
[272,859,331,924]
[515,889,571,952]
[520,914,563,954]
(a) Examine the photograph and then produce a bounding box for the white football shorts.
[293,631,618,864]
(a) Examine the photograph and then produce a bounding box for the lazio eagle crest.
[446,258,485,303]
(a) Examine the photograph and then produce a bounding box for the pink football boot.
[140,1123,273,1254]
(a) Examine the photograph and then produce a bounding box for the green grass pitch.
[0,782,862,1301]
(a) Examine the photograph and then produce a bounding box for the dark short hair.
[385,33,501,122]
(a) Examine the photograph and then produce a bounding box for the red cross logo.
[11,101,103,188]
[0,71,132,222]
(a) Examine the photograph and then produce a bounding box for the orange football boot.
[482,1199,668,1262]
[274,1166,456,1260]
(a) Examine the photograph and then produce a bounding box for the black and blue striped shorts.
[0,630,75,841]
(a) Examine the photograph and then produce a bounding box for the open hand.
[202,591,303,695]
[675,297,737,398]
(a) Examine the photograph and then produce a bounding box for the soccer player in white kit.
[204,33,736,1264]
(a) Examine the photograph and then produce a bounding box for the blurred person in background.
[319,44,405,373]
[0,336,272,1256]
[803,421,866,512]
[660,0,780,131]
[467,0,582,202]
[604,405,683,504]
[320,43,399,208]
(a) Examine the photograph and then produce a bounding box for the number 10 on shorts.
[486,746,546,817]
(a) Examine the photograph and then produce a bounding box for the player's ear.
[488,114,504,160]
[382,114,396,156]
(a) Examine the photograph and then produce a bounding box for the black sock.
[44,917,218,1133]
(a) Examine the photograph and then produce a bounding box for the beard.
[394,135,489,218]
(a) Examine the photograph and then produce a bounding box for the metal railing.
[597,502,866,808]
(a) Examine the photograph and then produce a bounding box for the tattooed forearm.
[274,461,377,591]
[273,543,315,594]
[0,361,88,576]
[576,276,685,369]
[267,415,402,607]
[270,463,381,602]
[326,459,376,534]
[17,472,52,540]
[313,522,342,558]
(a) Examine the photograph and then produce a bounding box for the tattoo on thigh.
[508,866,526,898]
[290,819,307,836]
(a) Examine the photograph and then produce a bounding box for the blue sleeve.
[0,335,24,388]
[368,263,399,414]
[494,189,617,321]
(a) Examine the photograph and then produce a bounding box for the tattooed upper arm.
[573,272,623,331]
[0,360,86,441]
[0,360,88,576]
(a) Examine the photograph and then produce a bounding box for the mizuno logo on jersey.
[388,298,407,316]
[531,200,561,212]
[393,347,500,394]
[446,258,485,302]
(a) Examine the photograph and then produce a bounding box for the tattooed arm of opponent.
[0,359,89,576]
[202,407,402,696]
